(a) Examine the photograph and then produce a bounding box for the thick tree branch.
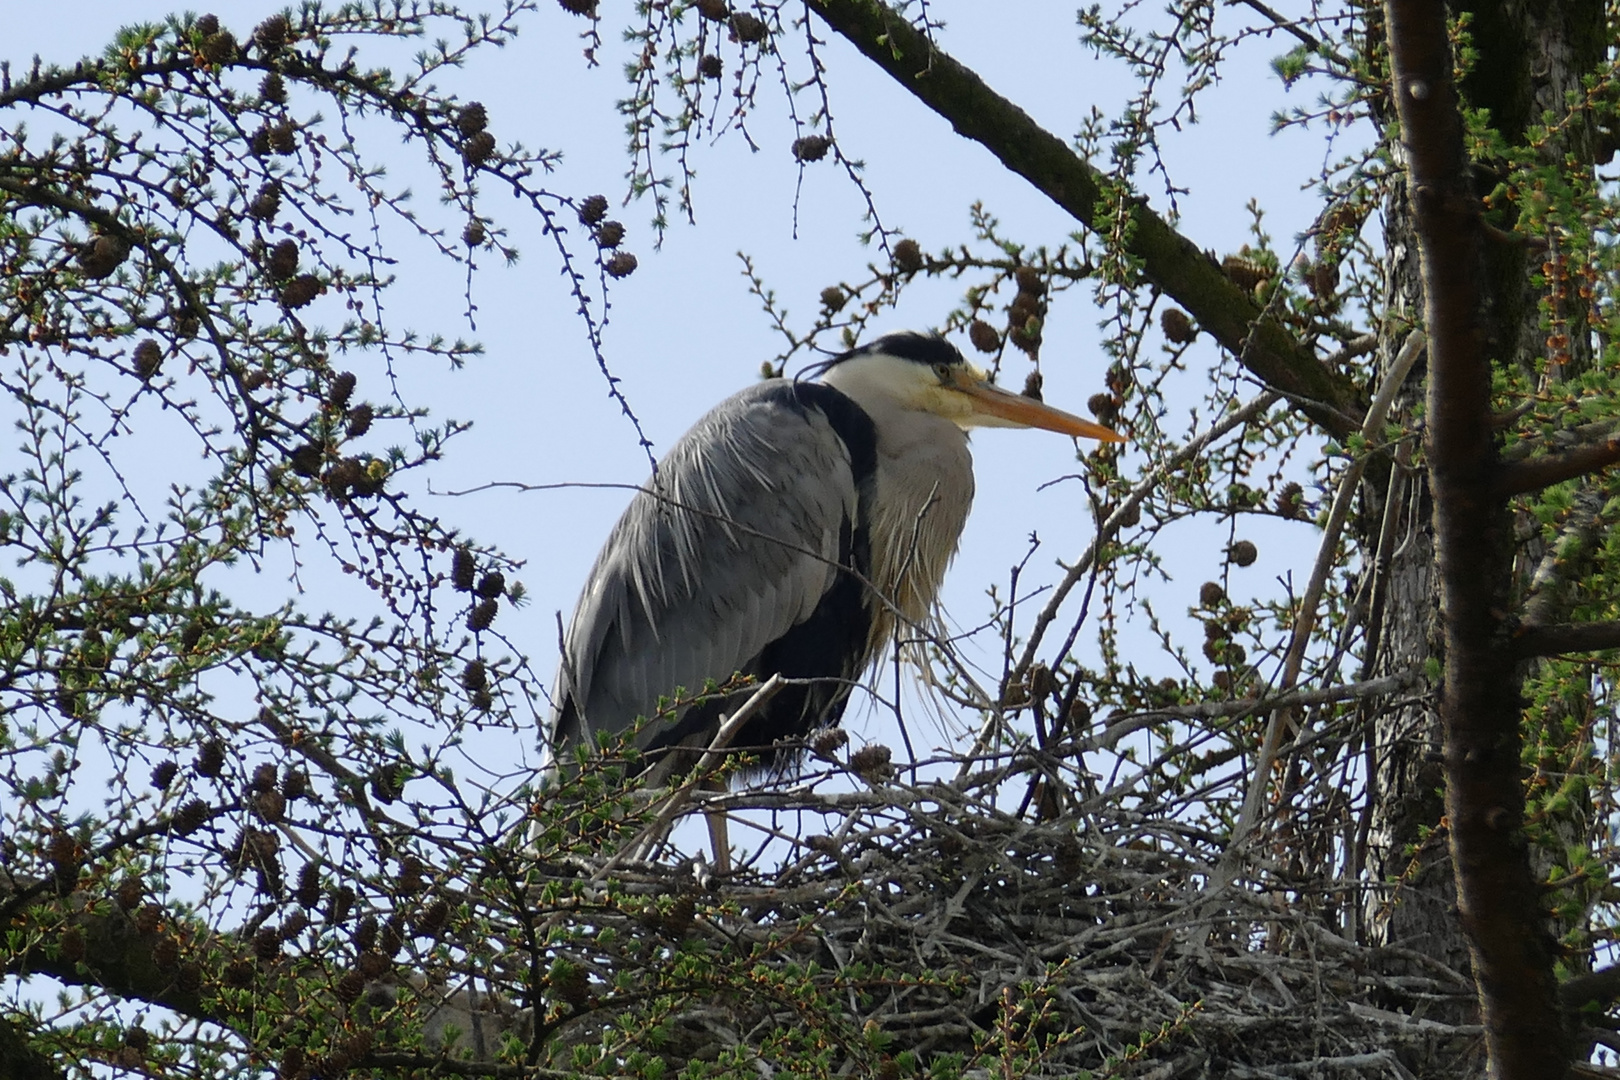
[0,1014,65,1080]
[1494,435,1620,496]
[1385,0,1568,1074]
[1501,418,1620,461]
[1512,620,1620,659]
[3,882,232,1032]
[1561,964,1620,1012]
[806,0,1363,439]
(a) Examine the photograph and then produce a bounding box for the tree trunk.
[1364,180,1479,1023]
[1365,0,1606,1071]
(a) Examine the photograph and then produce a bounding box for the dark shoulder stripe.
[759,380,878,486]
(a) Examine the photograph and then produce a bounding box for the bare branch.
[1012,389,1281,683]
[1501,418,1620,462]
[1079,669,1423,755]
[1227,0,1327,52]
[1224,331,1424,864]
[1561,964,1620,1012]
[1520,491,1607,629]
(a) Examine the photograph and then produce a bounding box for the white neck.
[820,352,921,413]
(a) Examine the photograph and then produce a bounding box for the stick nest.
[419,743,1478,1079]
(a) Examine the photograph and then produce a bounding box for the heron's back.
[549,379,879,776]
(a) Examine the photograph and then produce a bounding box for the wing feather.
[549,380,866,761]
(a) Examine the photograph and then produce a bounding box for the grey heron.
[548,331,1121,792]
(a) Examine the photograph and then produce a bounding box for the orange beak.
[955,376,1125,443]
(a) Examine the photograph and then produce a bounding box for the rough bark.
[1361,185,1477,1033]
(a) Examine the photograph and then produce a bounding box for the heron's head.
[818,331,1125,443]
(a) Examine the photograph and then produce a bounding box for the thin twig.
[594,675,785,881]
[1012,389,1281,684]
[1222,330,1424,873]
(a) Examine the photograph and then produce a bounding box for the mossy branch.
[807,0,1363,438]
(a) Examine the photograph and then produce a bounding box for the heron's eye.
[933,362,953,383]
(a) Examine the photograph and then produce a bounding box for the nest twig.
[417,736,1478,1079]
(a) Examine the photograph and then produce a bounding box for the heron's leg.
[598,678,783,879]
[702,776,731,874]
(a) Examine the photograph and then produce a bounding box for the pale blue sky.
[9,1,1341,762]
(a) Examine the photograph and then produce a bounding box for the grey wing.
[548,381,860,759]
